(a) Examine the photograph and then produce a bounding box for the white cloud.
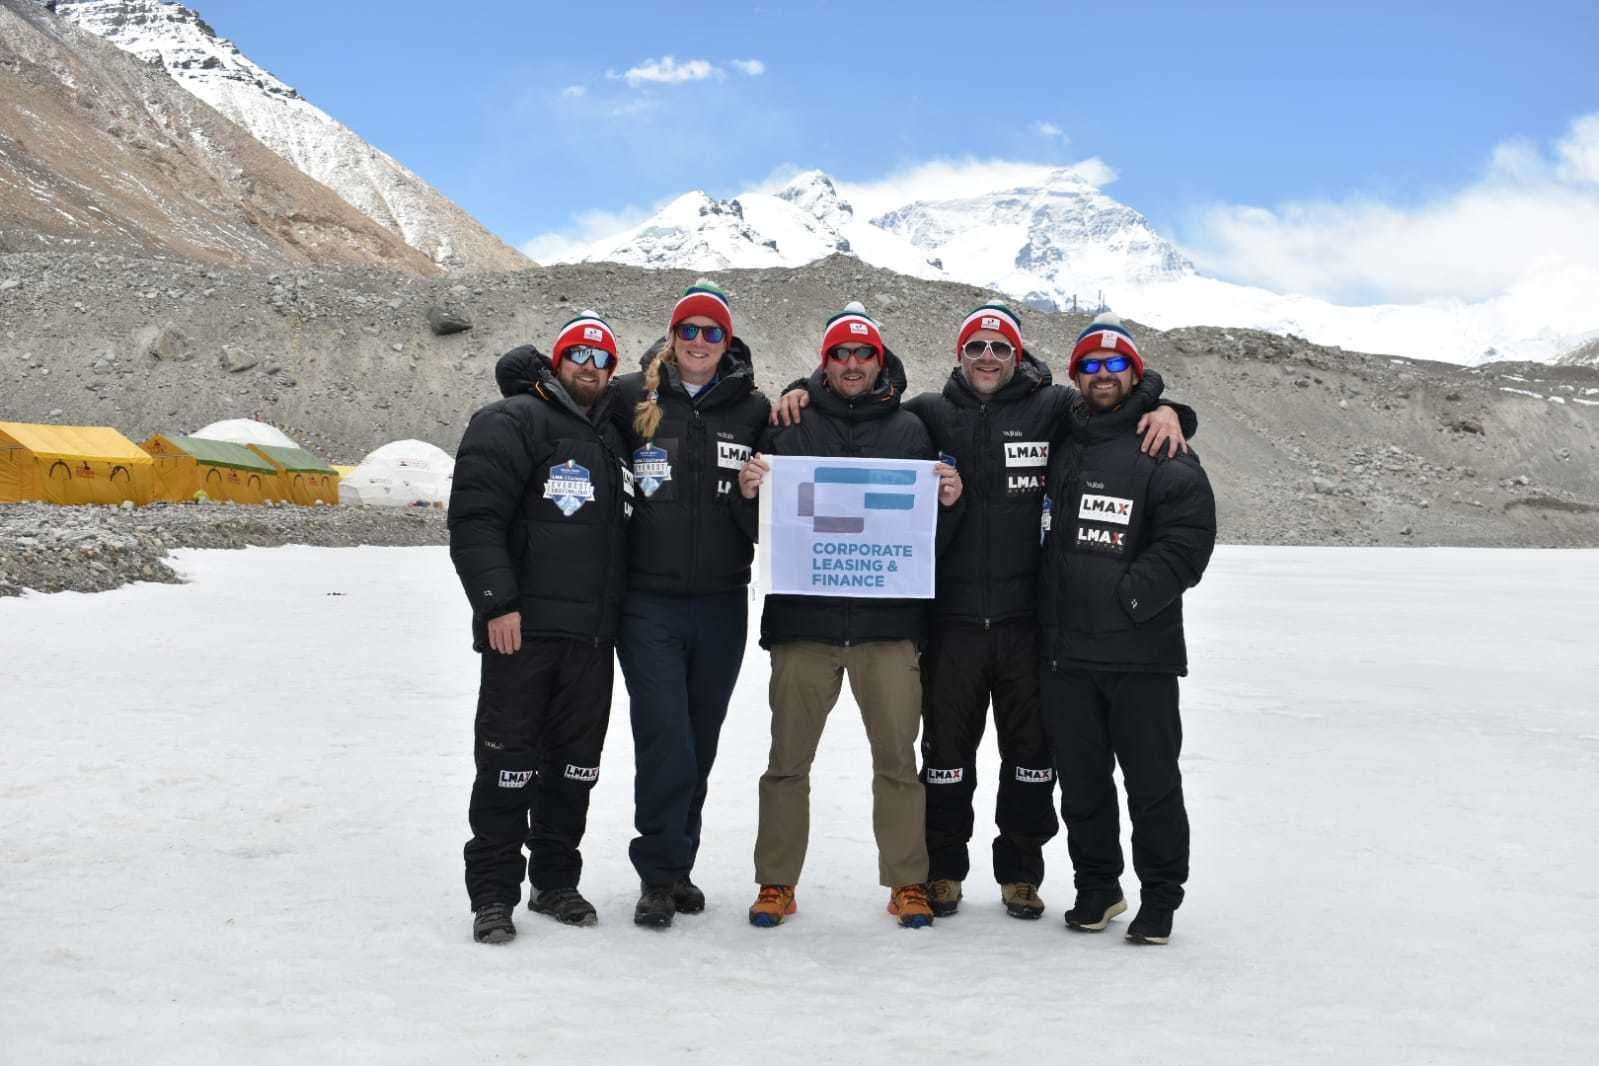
[1032,120,1066,140]
[560,85,586,98]
[730,59,766,76]
[832,156,1117,218]
[521,202,666,263]
[609,56,724,87]
[1182,112,1599,304]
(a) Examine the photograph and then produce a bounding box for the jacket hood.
[495,345,546,397]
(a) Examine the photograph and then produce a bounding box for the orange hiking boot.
[748,884,797,927]
[887,884,935,928]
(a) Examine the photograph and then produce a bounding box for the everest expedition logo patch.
[1078,493,1133,526]
[633,444,672,498]
[544,460,594,517]
[498,770,533,789]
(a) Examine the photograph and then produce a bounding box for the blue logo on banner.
[544,460,594,517]
[797,466,917,532]
[633,444,672,498]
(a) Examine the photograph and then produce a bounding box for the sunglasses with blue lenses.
[1077,354,1131,375]
[675,322,727,343]
[562,345,615,369]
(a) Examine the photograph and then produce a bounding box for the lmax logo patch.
[1078,493,1133,526]
[564,764,600,783]
[717,441,752,470]
[1004,441,1048,468]
[1015,766,1054,783]
[926,768,963,784]
[498,770,533,789]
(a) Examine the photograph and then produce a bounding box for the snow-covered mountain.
[48,0,528,273]
[563,167,1599,366]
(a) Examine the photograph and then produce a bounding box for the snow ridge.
[50,0,528,273]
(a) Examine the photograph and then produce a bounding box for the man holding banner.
[736,302,961,929]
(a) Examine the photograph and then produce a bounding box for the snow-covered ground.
[3,546,1596,1064]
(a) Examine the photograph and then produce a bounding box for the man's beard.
[564,374,607,407]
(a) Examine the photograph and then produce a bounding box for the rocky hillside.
[0,0,436,274]
[45,0,529,273]
[3,251,1597,547]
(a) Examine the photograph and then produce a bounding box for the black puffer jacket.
[609,337,772,595]
[756,355,960,648]
[449,349,634,649]
[906,353,1188,627]
[1038,388,1217,675]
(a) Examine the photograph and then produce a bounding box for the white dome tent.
[190,418,299,449]
[340,439,454,508]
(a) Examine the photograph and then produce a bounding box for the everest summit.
[45,0,529,273]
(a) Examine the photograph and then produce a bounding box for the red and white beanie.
[670,279,733,336]
[957,303,1024,364]
[550,310,619,371]
[1069,312,1144,378]
[819,301,885,365]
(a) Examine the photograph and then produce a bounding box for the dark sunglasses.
[675,323,727,343]
[1077,355,1131,375]
[562,345,615,369]
[826,344,879,363]
[962,339,1014,360]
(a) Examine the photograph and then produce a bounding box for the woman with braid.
[609,282,773,928]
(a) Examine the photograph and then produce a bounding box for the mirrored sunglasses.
[675,323,727,343]
[962,339,1015,360]
[1077,355,1131,375]
[826,344,879,363]
[562,345,615,369]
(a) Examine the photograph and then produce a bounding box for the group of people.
[446,281,1217,948]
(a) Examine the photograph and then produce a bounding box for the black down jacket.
[755,355,961,648]
[905,353,1191,627]
[449,348,634,649]
[609,337,773,595]
[1038,388,1217,675]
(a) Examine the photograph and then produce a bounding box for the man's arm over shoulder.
[1118,453,1217,624]
[447,404,541,620]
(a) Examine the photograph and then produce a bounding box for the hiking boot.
[887,884,935,929]
[672,878,706,915]
[1126,904,1173,945]
[748,884,796,927]
[927,878,962,917]
[1001,882,1045,920]
[472,901,516,944]
[634,882,676,929]
[530,887,597,927]
[1064,888,1128,932]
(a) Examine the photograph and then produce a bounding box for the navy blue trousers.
[617,589,748,885]
[463,637,612,910]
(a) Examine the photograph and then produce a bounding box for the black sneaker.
[671,878,706,915]
[1126,904,1173,945]
[635,882,677,928]
[1064,888,1128,932]
[530,887,598,927]
[472,901,516,944]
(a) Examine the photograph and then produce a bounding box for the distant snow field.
[3,546,1596,1064]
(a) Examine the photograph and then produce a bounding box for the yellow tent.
[0,422,156,505]
[141,433,282,504]
[248,444,340,505]
[333,464,359,480]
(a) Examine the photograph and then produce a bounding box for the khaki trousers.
[754,640,928,888]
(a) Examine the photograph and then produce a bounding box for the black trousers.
[1040,666,1188,909]
[617,588,748,885]
[920,618,1060,886]
[463,637,613,910]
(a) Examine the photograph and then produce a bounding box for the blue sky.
[190,1,1598,302]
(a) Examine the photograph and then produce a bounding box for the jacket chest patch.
[633,443,673,498]
[1003,441,1049,468]
[1075,525,1127,553]
[717,441,752,470]
[1078,493,1133,526]
[544,460,594,517]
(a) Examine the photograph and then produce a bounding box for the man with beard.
[1038,312,1216,945]
[737,302,962,929]
[448,312,635,944]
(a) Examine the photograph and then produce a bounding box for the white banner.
[756,455,938,598]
